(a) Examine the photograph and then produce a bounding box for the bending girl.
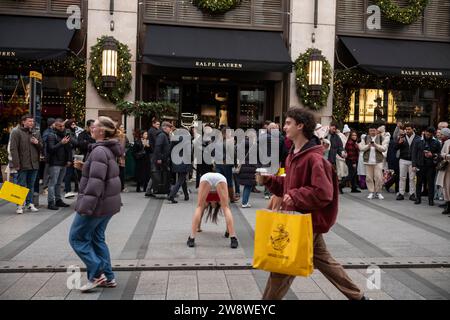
[187,172,238,249]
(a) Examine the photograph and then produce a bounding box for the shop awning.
[142,25,292,73]
[340,36,450,78]
[0,15,75,60]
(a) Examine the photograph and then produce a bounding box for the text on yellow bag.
[253,210,314,277]
[0,181,29,206]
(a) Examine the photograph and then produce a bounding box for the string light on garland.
[0,56,86,123]
[192,0,241,14]
[89,36,132,104]
[295,48,332,110]
[375,0,428,25]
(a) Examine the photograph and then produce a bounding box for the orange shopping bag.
[0,181,29,206]
[253,210,314,277]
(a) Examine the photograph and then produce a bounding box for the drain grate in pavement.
[1,257,450,273]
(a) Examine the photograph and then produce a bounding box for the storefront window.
[0,74,74,129]
[239,88,265,129]
[347,88,437,127]
[159,84,180,113]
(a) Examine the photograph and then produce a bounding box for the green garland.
[192,0,241,14]
[295,48,332,110]
[89,36,132,104]
[0,147,7,165]
[116,101,178,120]
[333,68,450,124]
[375,0,428,25]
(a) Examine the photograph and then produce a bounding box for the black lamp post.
[308,48,324,97]
[102,37,118,88]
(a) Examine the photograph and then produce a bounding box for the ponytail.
[97,116,118,139]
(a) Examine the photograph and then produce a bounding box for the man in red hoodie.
[257,108,365,300]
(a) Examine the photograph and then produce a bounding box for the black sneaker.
[396,194,404,200]
[48,203,59,210]
[168,198,178,204]
[230,237,238,249]
[55,200,70,207]
[144,193,155,198]
[224,231,229,238]
[184,195,189,201]
[409,194,417,201]
[351,189,361,193]
[187,236,195,248]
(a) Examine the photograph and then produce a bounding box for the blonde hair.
[97,116,118,139]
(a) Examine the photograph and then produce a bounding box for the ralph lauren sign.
[401,70,444,77]
[0,51,16,57]
[195,61,243,69]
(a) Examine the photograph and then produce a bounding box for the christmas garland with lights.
[332,68,450,124]
[375,0,428,24]
[116,100,178,120]
[192,0,241,14]
[295,48,332,110]
[89,36,132,104]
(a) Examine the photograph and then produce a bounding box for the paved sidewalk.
[0,184,449,300]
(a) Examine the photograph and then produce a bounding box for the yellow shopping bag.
[0,181,29,206]
[253,210,314,277]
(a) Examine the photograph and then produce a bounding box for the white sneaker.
[64,192,77,199]
[264,195,270,200]
[376,193,384,200]
[27,204,39,212]
[16,206,24,214]
[367,193,374,200]
[241,203,252,208]
[80,274,107,293]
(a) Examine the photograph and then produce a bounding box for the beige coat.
[436,139,450,201]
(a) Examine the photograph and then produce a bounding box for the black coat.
[147,126,159,154]
[395,134,421,161]
[170,135,192,173]
[327,133,344,165]
[412,137,441,168]
[152,130,171,171]
[133,139,151,184]
[77,130,96,159]
[238,139,259,186]
[47,129,72,167]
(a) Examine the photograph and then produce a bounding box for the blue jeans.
[48,166,66,204]
[233,173,240,194]
[17,170,38,206]
[69,213,114,282]
[242,185,252,205]
[215,165,233,187]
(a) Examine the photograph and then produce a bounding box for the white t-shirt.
[368,136,377,165]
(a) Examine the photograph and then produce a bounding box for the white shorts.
[200,172,227,190]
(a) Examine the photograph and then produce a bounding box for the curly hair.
[285,107,317,139]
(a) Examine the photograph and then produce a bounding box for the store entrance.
[182,83,238,129]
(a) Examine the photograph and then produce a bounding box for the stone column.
[85,0,137,140]
[289,0,336,125]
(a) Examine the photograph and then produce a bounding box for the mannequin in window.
[219,105,228,127]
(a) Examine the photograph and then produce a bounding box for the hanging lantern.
[308,49,324,97]
[101,37,118,88]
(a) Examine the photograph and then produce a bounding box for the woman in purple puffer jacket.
[69,116,123,293]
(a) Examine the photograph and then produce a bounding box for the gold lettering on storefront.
[195,61,243,69]
[401,70,443,77]
[0,51,16,57]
